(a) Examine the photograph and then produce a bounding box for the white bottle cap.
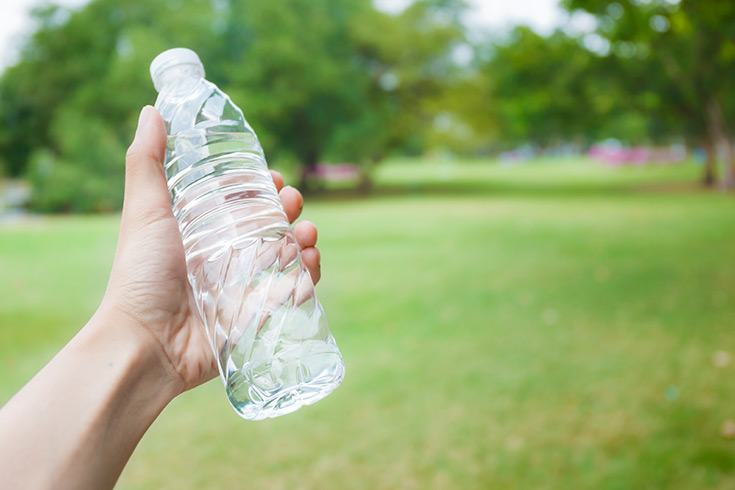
[150,48,205,92]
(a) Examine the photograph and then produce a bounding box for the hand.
[100,106,321,394]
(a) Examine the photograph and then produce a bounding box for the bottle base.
[225,356,345,420]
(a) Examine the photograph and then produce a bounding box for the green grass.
[2,157,735,489]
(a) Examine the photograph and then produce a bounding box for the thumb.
[123,106,170,220]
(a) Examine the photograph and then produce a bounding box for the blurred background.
[1,0,734,488]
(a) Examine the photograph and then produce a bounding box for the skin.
[0,106,323,489]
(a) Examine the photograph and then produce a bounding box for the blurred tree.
[562,0,735,188]
[221,0,466,190]
[473,28,601,149]
[466,27,644,152]
[468,26,670,153]
[353,0,467,157]
[0,0,466,210]
[218,0,379,191]
[0,0,217,211]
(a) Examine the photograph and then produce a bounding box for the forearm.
[0,309,181,490]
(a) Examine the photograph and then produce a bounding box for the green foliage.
[0,0,466,210]
[465,25,691,149]
[561,0,735,185]
[220,0,377,167]
[3,0,735,209]
[26,110,126,212]
[0,0,218,211]
[477,28,598,146]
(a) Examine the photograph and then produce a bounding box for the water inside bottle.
[165,130,344,420]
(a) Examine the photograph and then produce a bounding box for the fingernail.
[135,106,153,139]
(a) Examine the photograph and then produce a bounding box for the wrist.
[84,305,185,403]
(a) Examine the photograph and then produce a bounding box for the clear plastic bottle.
[150,48,344,420]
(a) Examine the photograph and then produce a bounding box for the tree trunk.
[298,152,321,194]
[724,139,735,191]
[706,99,735,191]
[701,136,717,187]
[356,167,372,196]
[356,158,379,196]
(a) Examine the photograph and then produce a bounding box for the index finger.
[270,170,284,193]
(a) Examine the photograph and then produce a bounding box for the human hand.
[100,106,322,394]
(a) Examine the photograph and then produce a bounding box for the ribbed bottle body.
[156,79,344,420]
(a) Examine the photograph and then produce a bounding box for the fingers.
[294,221,320,284]
[270,170,284,193]
[123,106,170,221]
[294,221,317,249]
[279,185,303,223]
[280,190,320,284]
[301,246,321,285]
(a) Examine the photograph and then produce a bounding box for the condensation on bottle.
[150,48,344,420]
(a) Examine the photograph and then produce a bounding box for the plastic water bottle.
[150,48,344,420]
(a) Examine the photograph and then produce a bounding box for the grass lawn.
[2,158,735,489]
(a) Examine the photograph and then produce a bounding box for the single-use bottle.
[150,48,344,420]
